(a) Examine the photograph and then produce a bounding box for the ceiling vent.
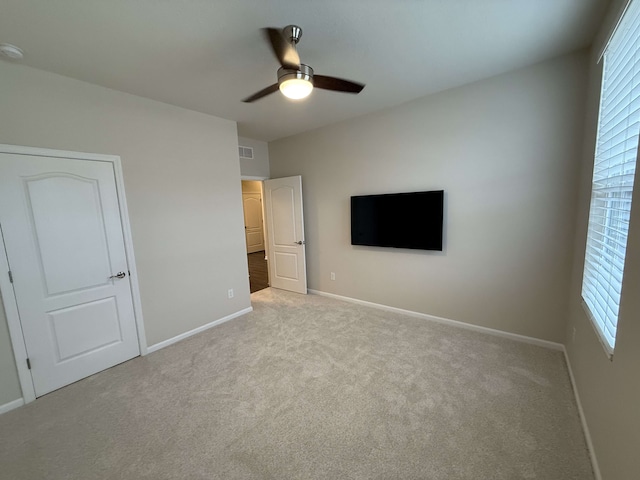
[238,146,254,159]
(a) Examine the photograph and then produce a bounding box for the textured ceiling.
[0,0,609,141]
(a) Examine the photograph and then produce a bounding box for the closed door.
[263,176,307,294]
[0,153,140,397]
[242,193,265,253]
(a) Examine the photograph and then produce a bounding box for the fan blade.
[314,75,365,94]
[242,83,279,103]
[263,27,300,69]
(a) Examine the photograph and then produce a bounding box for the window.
[582,0,640,355]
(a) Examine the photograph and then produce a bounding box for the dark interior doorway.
[248,251,269,293]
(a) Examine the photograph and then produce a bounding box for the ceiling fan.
[242,25,365,103]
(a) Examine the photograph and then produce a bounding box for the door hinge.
[8,270,13,283]
[128,270,131,276]
[26,358,31,370]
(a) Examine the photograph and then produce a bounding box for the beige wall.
[238,136,270,178]
[270,52,588,343]
[565,1,640,478]
[0,63,251,405]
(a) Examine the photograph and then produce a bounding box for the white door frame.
[241,176,269,181]
[0,144,147,404]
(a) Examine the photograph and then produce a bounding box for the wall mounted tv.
[351,190,444,251]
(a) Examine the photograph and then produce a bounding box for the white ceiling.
[1,0,609,142]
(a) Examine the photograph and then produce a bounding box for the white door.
[242,193,265,254]
[263,176,307,294]
[0,153,140,397]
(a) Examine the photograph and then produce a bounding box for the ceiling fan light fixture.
[242,29,364,103]
[277,64,314,100]
[279,78,313,99]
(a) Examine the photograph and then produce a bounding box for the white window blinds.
[582,0,640,354]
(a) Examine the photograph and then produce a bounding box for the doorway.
[240,175,308,296]
[241,180,269,293]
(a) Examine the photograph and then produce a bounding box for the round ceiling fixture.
[278,64,314,100]
[0,43,24,61]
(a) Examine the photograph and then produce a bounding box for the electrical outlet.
[330,272,335,281]
[572,327,577,342]
[228,289,234,299]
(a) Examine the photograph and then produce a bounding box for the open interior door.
[263,175,307,294]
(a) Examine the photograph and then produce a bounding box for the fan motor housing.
[278,64,314,86]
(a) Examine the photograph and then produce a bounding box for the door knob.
[109,272,126,279]
[294,240,305,245]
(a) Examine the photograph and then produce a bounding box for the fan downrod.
[283,25,302,45]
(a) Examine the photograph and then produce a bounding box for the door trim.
[241,175,269,181]
[0,144,147,404]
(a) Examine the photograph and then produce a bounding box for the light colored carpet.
[0,288,592,479]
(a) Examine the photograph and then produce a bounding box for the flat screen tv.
[351,190,444,251]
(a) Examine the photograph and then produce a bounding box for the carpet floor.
[0,288,592,479]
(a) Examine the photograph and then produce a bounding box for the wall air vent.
[238,146,254,159]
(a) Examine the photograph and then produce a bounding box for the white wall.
[565,1,640,478]
[0,63,251,405]
[269,51,588,343]
[238,136,270,178]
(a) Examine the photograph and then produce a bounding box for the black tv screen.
[351,190,444,251]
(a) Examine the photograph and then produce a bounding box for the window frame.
[581,0,639,358]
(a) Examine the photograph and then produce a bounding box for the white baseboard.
[562,347,602,480]
[0,397,24,415]
[147,306,253,354]
[308,289,564,351]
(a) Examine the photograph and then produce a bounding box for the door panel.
[25,174,112,295]
[246,231,263,249]
[48,297,122,362]
[271,187,296,245]
[273,252,299,280]
[264,176,307,294]
[0,153,140,397]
